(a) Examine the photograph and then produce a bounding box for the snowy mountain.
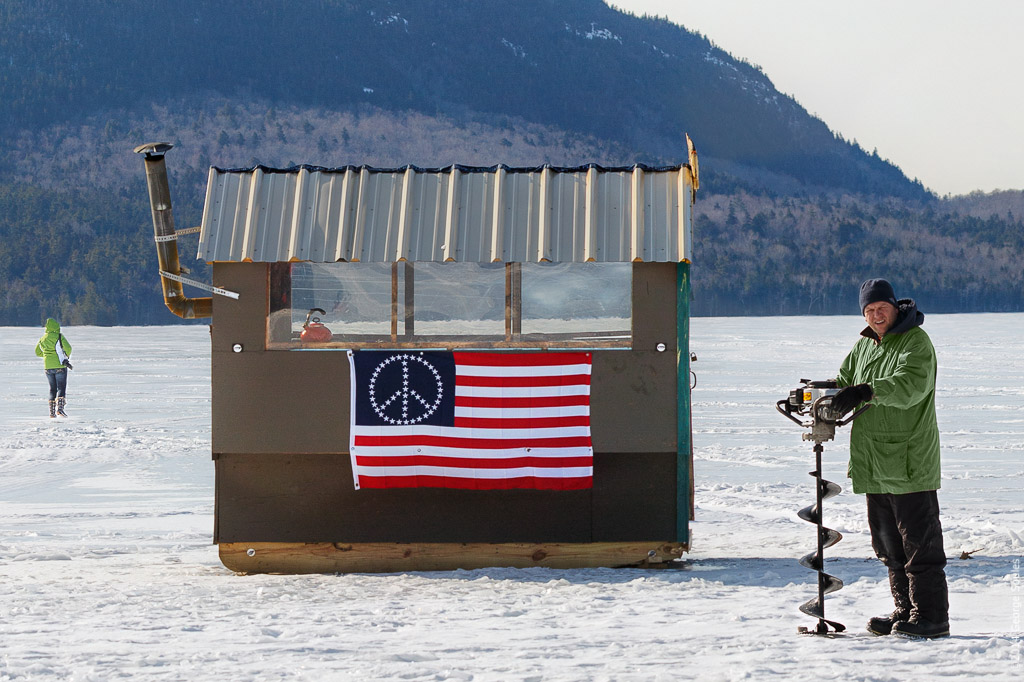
[0,0,924,199]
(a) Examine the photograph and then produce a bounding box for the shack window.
[268,262,632,349]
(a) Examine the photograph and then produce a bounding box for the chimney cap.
[133,142,174,157]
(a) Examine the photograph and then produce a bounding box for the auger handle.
[836,403,871,427]
[775,399,808,427]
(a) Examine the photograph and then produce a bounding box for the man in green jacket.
[830,278,949,639]
[34,317,73,418]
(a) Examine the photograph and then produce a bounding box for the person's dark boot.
[56,396,68,417]
[892,617,950,639]
[867,609,910,636]
[868,571,913,635]
[48,399,56,418]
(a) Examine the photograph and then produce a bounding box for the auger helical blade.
[798,613,847,634]
[820,527,842,549]
[799,596,825,619]
[799,534,842,570]
[797,503,819,524]
[827,620,846,633]
[820,572,844,595]
[798,550,821,571]
[799,595,847,633]
[819,478,841,501]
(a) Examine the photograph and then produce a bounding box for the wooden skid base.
[220,541,688,574]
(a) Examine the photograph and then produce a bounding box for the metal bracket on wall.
[154,226,202,243]
[159,270,240,300]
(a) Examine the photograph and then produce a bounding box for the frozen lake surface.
[0,314,1021,680]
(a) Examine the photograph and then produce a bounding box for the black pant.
[866,490,949,623]
[45,368,68,400]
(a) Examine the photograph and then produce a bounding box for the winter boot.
[867,573,912,635]
[892,617,950,639]
[56,396,68,417]
[867,609,910,636]
[49,399,56,418]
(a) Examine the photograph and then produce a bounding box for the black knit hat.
[859,278,898,313]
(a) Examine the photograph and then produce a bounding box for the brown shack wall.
[210,262,679,544]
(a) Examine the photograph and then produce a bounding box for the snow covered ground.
[0,315,1021,681]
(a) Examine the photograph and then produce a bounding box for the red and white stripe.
[350,352,593,490]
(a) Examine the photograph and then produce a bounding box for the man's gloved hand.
[831,383,873,415]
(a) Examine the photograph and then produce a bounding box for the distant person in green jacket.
[34,318,73,418]
[830,279,949,639]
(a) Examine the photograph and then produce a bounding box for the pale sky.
[608,0,1023,196]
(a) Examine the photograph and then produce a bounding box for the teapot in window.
[300,308,332,343]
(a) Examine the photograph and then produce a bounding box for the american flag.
[348,350,593,490]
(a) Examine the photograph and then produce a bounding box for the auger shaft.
[813,443,831,633]
[798,441,845,635]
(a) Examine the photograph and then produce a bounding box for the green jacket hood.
[36,321,72,370]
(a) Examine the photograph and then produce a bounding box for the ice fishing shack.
[135,138,699,573]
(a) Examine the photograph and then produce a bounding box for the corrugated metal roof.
[198,162,696,264]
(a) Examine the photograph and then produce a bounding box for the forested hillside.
[0,0,1021,324]
[695,192,1024,315]
[0,0,925,198]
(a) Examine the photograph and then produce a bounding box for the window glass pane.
[268,261,633,348]
[277,263,397,342]
[412,263,505,338]
[521,262,631,341]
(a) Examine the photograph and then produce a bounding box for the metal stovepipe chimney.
[134,142,212,319]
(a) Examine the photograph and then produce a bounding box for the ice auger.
[776,379,870,635]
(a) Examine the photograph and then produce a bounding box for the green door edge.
[676,262,693,545]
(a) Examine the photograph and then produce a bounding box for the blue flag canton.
[353,351,456,427]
